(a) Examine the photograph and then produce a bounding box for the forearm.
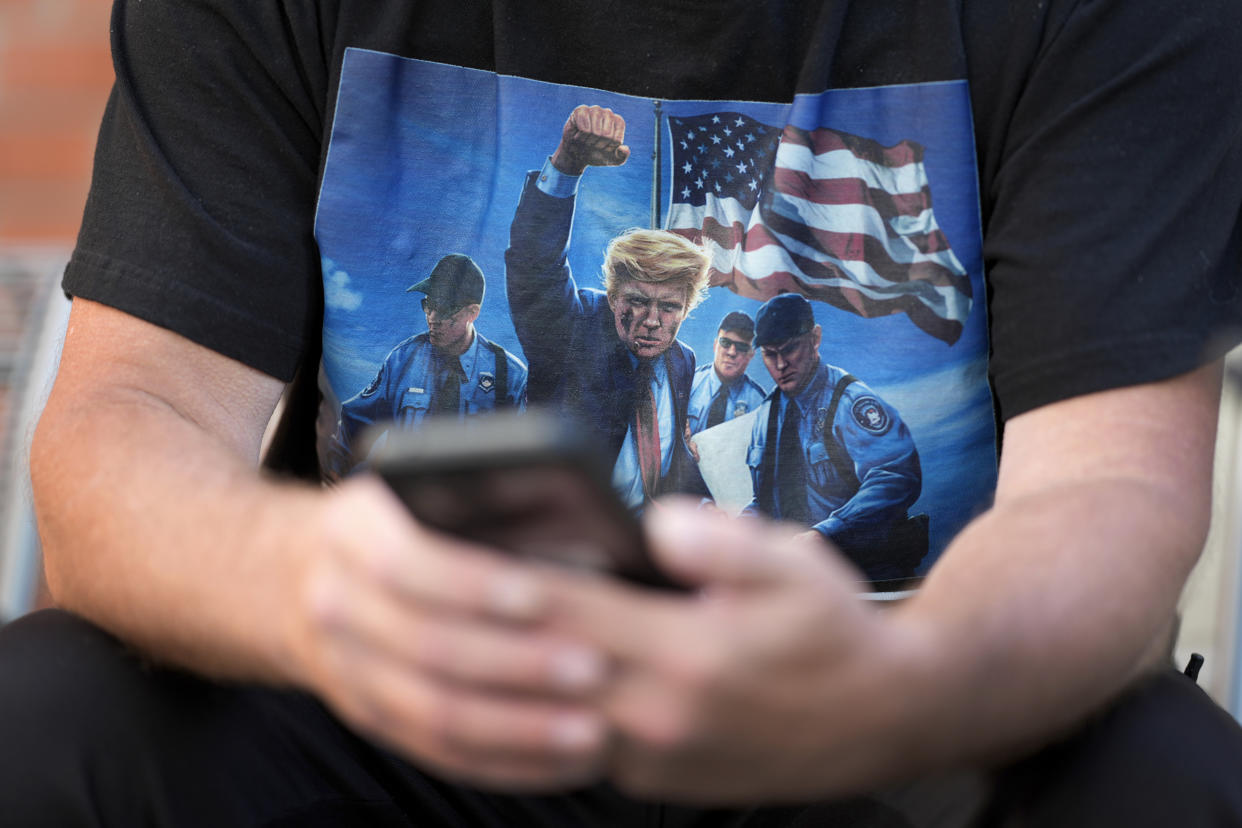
[505,175,581,355]
[878,366,1218,774]
[31,378,317,685]
[813,472,916,537]
[889,477,1201,771]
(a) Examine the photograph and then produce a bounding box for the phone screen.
[369,411,686,591]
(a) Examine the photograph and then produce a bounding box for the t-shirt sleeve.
[63,0,332,381]
[978,0,1242,421]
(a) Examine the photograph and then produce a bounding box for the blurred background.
[0,0,111,614]
[0,0,1240,720]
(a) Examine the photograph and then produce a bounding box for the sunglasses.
[421,298,467,319]
[717,335,753,353]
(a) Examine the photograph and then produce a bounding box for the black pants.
[3,610,1242,827]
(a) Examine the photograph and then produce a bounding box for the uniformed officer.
[742,294,924,580]
[686,310,768,435]
[328,253,527,476]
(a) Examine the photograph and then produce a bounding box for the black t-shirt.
[63,1,1242,584]
[68,0,1242,415]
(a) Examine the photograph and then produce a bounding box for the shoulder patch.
[360,369,383,398]
[478,372,495,393]
[851,396,890,435]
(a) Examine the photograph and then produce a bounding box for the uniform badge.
[814,407,829,439]
[360,370,383,397]
[478,372,495,393]
[733,402,749,417]
[851,397,890,435]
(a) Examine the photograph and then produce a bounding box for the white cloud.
[323,259,363,311]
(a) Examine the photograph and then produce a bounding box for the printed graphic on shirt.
[314,49,997,586]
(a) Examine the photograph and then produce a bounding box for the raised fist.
[550,105,630,176]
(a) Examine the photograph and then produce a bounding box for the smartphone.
[365,408,685,591]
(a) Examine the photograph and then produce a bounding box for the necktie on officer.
[705,383,731,429]
[434,357,466,416]
[634,360,661,501]
[777,398,809,523]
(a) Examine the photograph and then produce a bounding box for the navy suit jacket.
[505,171,707,498]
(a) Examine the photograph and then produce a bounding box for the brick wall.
[0,0,113,241]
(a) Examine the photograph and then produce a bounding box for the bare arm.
[31,299,613,789]
[33,298,301,680]
[895,357,1220,766]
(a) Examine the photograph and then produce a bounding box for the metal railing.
[0,250,70,622]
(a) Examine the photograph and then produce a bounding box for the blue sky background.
[315,50,997,560]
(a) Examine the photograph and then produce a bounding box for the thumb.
[612,144,631,165]
[644,500,817,589]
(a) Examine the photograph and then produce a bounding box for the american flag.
[664,112,972,345]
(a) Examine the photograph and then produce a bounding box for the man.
[742,295,924,581]
[5,2,1242,826]
[686,310,767,435]
[506,106,709,507]
[326,253,527,475]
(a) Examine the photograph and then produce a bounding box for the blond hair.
[602,229,710,311]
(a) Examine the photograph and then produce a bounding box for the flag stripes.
[665,112,972,344]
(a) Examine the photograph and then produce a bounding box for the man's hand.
[542,503,931,803]
[289,475,612,791]
[684,421,701,463]
[550,105,630,176]
[540,361,1223,804]
[33,300,612,794]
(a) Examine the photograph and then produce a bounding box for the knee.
[0,608,150,728]
[989,671,1242,827]
[0,610,181,818]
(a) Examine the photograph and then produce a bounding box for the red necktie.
[635,361,661,501]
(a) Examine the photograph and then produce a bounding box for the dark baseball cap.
[718,310,756,341]
[407,253,485,309]
[754,294,815,346]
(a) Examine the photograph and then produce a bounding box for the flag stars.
[669,113,783,210]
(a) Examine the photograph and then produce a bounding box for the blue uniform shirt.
[744,361,920,539]
[686,364,767,434]
[328,329,527,474]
